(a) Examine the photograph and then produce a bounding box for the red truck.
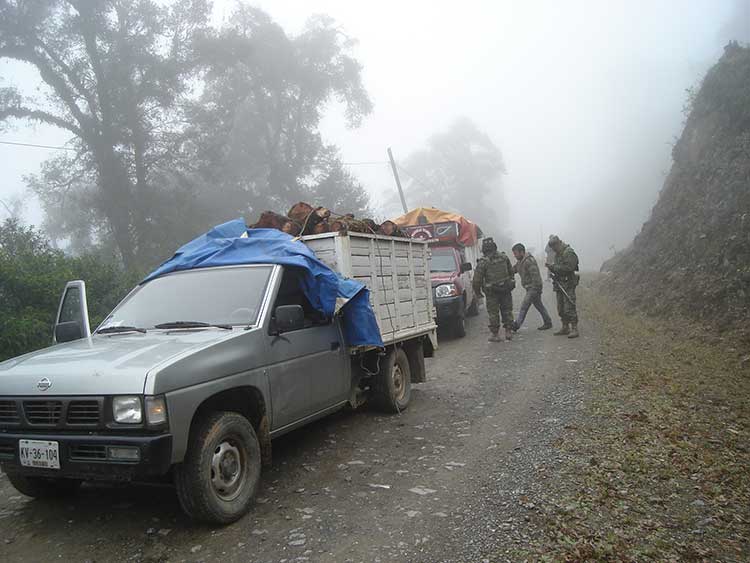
[394,209,483,338]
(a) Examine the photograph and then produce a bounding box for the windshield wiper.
[153,321,232,330]
[97,326,147,335]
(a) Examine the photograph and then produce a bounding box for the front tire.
[453,314,467,338]
[372,347,412,413]
[5,473,81,498]
[175,411,261,524]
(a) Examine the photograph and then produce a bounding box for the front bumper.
[435,295,463,322]
[0,432,172,481]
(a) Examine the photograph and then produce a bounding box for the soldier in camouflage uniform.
[545,235,580,338]
[473,238,515,342]
[511,243,552,331]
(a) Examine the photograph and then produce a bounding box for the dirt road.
[0,289,596,563]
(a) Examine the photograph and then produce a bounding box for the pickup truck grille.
[0,397,105,429]
[23,400,63,424]
[67,401,101,426]
[0,400,20,424]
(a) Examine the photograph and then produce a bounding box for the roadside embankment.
[516,286,749,561]
[600,43,750,339]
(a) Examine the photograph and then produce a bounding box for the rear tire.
[174,411,261,524]
[5,473,81,498]
[372,348,412,413]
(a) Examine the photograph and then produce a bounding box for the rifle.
[550,273,575,305]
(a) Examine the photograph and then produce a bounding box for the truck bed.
[301,232,437,349]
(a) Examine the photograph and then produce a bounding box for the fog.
[1,0,748,267]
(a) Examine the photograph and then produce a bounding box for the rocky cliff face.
[602,43,750,334]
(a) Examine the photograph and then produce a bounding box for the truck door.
[265,269,349,430]
[54,280,92,343]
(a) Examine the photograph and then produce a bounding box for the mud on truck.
[0,221,437,524]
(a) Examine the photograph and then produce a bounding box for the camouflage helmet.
[481,237,497,254]
[548,234,562,247]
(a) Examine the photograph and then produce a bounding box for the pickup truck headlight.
[435,283,459,298]
[113,396,143,424]
[145,396,168,425]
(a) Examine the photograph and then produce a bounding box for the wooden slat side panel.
[302,234,436,345]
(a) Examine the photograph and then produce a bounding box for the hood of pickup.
[0,329,236,396]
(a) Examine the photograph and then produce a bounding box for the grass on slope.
[522,292,749,562]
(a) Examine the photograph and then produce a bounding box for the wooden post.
[387,147,408,214]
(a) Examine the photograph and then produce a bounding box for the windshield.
[430,249,458,272]
[99,266,273,330]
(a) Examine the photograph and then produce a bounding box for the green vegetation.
[0,219,138,362]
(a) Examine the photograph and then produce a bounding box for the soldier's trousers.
[555,283,578,324]
[516,288,552,328]
[486,290,514,332]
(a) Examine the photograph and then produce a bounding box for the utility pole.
[387,147,408,214]
[0,199,14,218]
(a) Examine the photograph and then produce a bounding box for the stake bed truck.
[0,230,436,523]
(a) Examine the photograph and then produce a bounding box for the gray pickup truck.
[0,231,437,523]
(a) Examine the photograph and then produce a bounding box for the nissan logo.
[37,378,52,392]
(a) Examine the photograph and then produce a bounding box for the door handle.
[330,341,341,351]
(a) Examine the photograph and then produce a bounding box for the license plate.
[19,440,60,470]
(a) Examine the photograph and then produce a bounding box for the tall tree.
[310,148,372,218]
[0,0,210,269]
[396,117,509,243]
[4,2,372,264]
[180,7,373,225]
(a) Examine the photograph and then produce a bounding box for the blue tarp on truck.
[145,219,384,348]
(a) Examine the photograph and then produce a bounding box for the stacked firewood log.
[250,202,404,237]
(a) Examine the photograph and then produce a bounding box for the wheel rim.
[392,363,406,401]
[210,439,247,501]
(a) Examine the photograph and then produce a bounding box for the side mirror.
[55,321,84,343]
[54,280,91,344]
[460,262,473,273]
[273,305,305,333]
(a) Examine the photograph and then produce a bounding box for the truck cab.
[429,245,475,337]
[400,218,483,338]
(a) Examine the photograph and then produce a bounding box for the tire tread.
[371,348,412,413]
[174,411,260,524]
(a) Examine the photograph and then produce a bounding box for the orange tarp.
[391,207,480,246]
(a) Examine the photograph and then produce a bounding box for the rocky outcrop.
[602,43,750,334]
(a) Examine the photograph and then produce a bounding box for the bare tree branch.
[0,106,81,135]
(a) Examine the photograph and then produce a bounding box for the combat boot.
[553,323,570,336]
[505,327,513,341]
[568,323,580,339]
[488,331,502,342]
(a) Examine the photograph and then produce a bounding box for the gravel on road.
[0,286,594,563]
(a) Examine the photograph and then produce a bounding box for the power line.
[0,139,76,151]
[0,141,393,164]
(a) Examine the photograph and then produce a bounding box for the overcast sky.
[1,0,748,266]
